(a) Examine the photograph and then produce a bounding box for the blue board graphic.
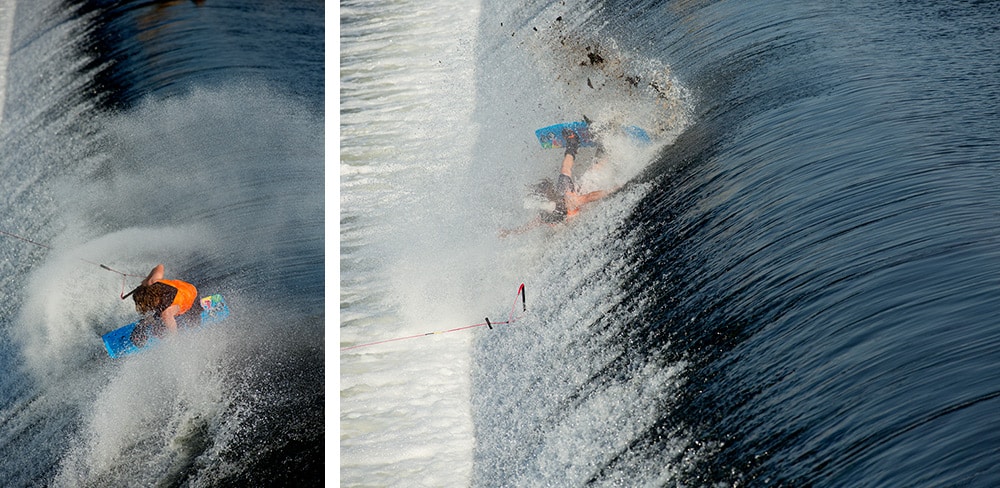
[535,121,596,149]
[535,121,651,149]
[102,294,231,358]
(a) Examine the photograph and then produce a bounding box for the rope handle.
[1,228,144,298]
[341,283,527,351]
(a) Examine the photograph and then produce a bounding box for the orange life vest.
[158,279,198,315]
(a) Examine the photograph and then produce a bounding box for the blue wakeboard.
[102,294,231,358]
[535,120,651,149]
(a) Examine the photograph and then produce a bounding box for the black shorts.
[539,174,574,223]
[557,174,576,195]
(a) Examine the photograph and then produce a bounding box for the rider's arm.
[160,304,181,334]
[142,264,165,286]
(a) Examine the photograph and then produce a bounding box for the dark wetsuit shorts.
[542,174,575,223]
[557,174,576,195]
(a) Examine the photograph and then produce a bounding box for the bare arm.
[500,216,545,238]
[160,304,181,334]
[577,190,610,205]
[142,264,165,286]
[566,189,611,210]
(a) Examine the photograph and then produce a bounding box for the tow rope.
[341,283,526,351]
[0,228,144,298]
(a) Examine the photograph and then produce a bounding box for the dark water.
[0,1,323,486]
[472,0,1000,486]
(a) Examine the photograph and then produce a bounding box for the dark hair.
[131,285,157,314]
[131,282,175,315]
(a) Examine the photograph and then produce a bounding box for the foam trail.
[339,0,486,485]
[0,0,12,128]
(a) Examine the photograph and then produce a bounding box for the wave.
[470,0,1000,486]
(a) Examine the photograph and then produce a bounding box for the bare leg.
[561,127,580,177]
[561,152,575,177]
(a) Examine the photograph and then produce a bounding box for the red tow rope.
[340,283,526,351]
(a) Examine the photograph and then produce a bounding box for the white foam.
[339,1,485,485]
[0,0,14,129]
[53,332,234,486]
[340,0,695,484]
